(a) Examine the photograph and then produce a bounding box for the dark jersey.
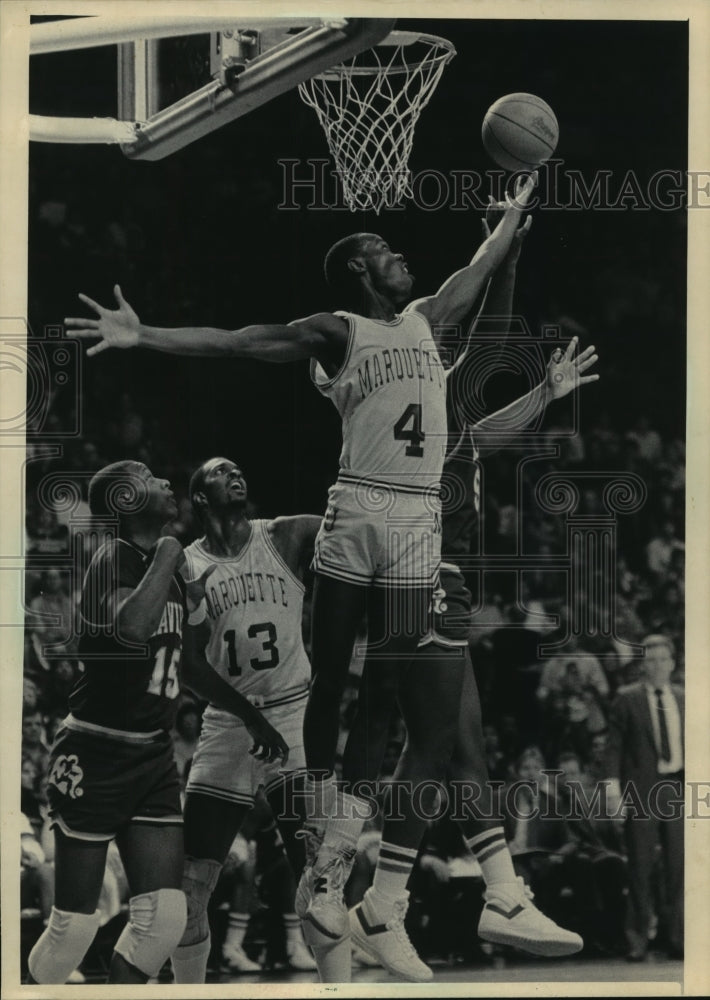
[73,538,186,734]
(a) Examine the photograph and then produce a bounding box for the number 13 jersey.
[311,309,447,489]
[184,520,311,721]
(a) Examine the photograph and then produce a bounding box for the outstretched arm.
[472,337,599,456]
[65,286,348,367]
[409,173,537,330]
[446,201,531,379]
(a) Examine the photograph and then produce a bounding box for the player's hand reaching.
[482,195,533,256]
[65,285,140,356]
[182,563,217,616]
[246,712,290,765]
[546,336,600,400]
[508,170,538,210]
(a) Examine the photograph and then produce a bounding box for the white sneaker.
[295,827,324,920]
[478,877,583,957]
[222,943,262,973]
[286,937,317,971]
[352,944,381,968]
[349,893,433,982]
[66,970,85,984]
[301,845,354,946]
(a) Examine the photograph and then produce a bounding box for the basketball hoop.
[298,30,456,214]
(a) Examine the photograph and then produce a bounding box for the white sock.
[318,792,371,861]
[171,937,211,985]
[284,913,301,948]
[370,841,419,907]
[305,773,337,835]
[465,827,517,886]
[224,912,249,951]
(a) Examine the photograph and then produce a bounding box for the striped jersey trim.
[262,687,309,711]
[186,782,256,806]
[418,630,468,649]
[50,814,114,842]
[338,472,442,497]
[63,714,164,743]
[131,814,183,827]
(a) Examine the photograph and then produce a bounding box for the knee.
[28,907,101,983]
[180,857,222,947]
[114,888,187,978]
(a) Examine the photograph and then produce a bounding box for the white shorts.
[185,695,307,807]
[312,475,442,589]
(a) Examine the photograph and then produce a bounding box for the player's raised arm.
[103,535,185,644]
[471,337,599,456]
[66,285,348,366]
[409,172,538,330]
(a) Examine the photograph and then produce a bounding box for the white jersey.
[184,520,310,721]
[310,309,447,489]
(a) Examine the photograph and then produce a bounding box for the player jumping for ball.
[67,173,537,982]
[346,202,598,975]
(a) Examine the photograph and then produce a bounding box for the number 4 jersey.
[183,521,311,721]
[73,538,186,734]
[311,309,447,489]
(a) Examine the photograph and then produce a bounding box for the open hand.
[547,336,600,400]
[65,285,140,356]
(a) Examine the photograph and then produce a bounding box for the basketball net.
[298,31,455,214]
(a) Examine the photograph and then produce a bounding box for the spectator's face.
[517,752,544,782]
[21,759,38,789]
[44,569,63,593]
[54,659,74,682]
[559,758,582,784]
[22,714,44,745]
[642,642,674,687]
[23,679,38,711]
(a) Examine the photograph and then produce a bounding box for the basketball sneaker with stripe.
[301,845,354,946]
[478,876,583,956]
[349,890,433,982]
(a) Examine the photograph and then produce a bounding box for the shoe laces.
[315,852,348,900]
[386,899,418,956]
[484,876,535,908]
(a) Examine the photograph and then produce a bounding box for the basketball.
[482,93,559,172]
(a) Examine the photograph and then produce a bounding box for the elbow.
[115,614,152,645]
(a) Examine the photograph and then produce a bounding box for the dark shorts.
[47,722,182,841]
[419,562,472,647]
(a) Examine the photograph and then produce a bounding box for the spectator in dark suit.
[606,634,683,961]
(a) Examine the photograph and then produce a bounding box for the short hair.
[323,233,375,295]
[88,461,145,519]
[642,634,675,658]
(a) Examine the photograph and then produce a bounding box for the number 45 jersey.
[311,309,447,490]
[184,520,311,720]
